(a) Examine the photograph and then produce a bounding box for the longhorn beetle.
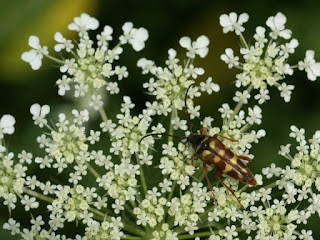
[140,84,257,208]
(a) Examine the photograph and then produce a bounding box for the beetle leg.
[191,153,197,166]
[215,171,245,209]
[200,127,207,135]
[214,134,238,142]
[202,163,218,203]
[238,155,251,165]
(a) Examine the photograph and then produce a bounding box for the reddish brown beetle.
[141,84,257,208]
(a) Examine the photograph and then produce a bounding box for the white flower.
[166,48,179,69]
[278,83,294,102]
[68,13,99,35]
[56,75,71,96]
[120,22,149,51]
[289,125,305,142]
[115,66,129,80]
[3,218,20,235]
[21,195,39,211]
[246,106,262,125]
[89,94,103,110]
[254,26,267,48]
[0,114,16,139]
[121,96,135,113]
[21,36,48,70]
[200,77,220,94]
[179,35,209,58]
[221,48,239,69]
[54,32,74,52]
[97,25,113,46]
[280,38,299,57]
[30,103,50,128]
[219,103,233,119]
[233,90,250,104]
[266,12,292,39]
[298,50,320,81]
[254,88,270,104]
[219,12,249,35]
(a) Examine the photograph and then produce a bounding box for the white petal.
[179,36,191,49]
[54,44,64,52]
[168,48,177,58]
[122,22,133,34]
[196,48,209,58]
[86,16,99,30]
[219,14,231,27]
[28,35,40,49]
[306,50,315,61]
[41,105,50,117]
[134,27,149,42]
[30,103,41,117]
[195,68,205,75]
[59,113,66,121]
[195,35,209,48]
[131,40,145,52]
[68,23,78,31]
[225,48,234,57]
[279,29,292,39]
[79,13,90,25]
[0,115,16,133]
[229,12,238,24]
[289,39,299,48]
[238,13,249,24]
[54,32,65,42]
[266,16,275,29]
[256,26,266,36]
[29,55,42,70]
[307,69,316,81]
[212,83,220,92]
[103,25,113,35]
[21,51,37,63]
[274,12,287,28]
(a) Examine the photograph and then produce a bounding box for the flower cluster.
[220,12,320,103]
[138,35,219,115]
[22,13,148,108]
[1,12,319,240]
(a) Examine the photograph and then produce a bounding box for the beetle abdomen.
[197,137,257,186]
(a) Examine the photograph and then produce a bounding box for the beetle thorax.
[187,134,206,151]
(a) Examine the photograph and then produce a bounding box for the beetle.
[140,84,257,208]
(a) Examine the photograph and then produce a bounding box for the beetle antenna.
[185,83,195,134]
[139,133,186,144]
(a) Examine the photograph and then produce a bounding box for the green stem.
[99,106,109,123]
[135,153,148,195]
[112,42,123,51]
[177,231,214,239]
[167,180,177,203]
[226,84,253,127]
[199,205,215,219]
[93,211,145,237]
[177,227,244,239]
[85,162,101,179]
[163,180,177,222]
[122,236,143,240]
[124,203,137,220]
[44,54,65,65]
[88,206,115,218]
[168,108,177,142]
[239,33,249,49]
[23,188,54,203]
[290,64,299,69]
[258,181,277,192]
[122,220,146,237]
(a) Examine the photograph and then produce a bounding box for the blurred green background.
[1,0,320,239]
